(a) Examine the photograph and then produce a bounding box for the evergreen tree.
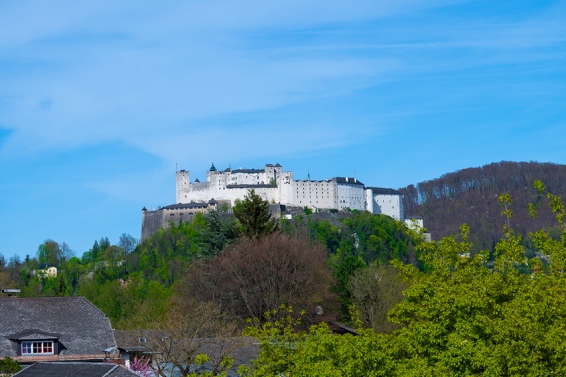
[200,210,239,257]
[232,189,278,239]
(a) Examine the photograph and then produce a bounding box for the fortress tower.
[176,169,190,204]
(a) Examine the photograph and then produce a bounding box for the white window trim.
[21,340,55,356]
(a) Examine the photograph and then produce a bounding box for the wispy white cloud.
[2,0,566,257]
[1,0,420,161]
[0,0,564,164]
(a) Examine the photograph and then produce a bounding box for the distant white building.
[404,216,431,241]
[404,216,424,231]
[31,265,58,278]
[175,163,404,220]
[366,187,405,221]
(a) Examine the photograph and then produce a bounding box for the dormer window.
[8,329,60,357]
[22,341,54,355]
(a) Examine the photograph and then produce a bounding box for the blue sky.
[1,0,565,260]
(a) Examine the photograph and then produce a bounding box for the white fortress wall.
[292,180,337,209]
[377,194,402,220]
[229,170,266,185]
[278,171,294,205]
[174,163,406,221]
[336,178,365,211]
[251,186,279,203]
[365,189,375,214]
[368,187,404,221]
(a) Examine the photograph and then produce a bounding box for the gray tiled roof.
[232,168,264,174]
[334,177,365,186]
[0,297,116,359]
[114,331,259,376]
[12,362,139,377]
[369,187,402,195]
[8,330,60,340]
[226,184,277,189]
[162,202,208,210]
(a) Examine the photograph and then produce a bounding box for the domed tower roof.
[209,162,217,172]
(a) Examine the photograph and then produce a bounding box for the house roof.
[114,331,259,374]
[162,202,209,210]
[232,168,265,174]
[0,297,116,360]
[11,362,139,377]
[369,187,402,195]
[7,330,61,340]
[226,184,276,189]
[334,177,365,186]
[113,330,155,354]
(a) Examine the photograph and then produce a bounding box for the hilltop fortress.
[177,162,404,218]
[142,162,406,240]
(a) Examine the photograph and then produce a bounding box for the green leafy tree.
[64,256,86,295]
[36,239,63,267]
[232,189,278,239]
[245,307,393,377]
[0,356,21,375]
[200,210,239,257]
[247,186,566,376]
[329,250,365,320]
[349,263,408,333]
[118,233,138,256]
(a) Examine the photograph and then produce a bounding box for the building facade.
[140,163,408,241]
[175,163,404,219]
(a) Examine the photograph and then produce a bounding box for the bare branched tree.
[181,232,334,322]
[122,299,253,377]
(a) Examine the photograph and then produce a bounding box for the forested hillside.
[400,161,566,253]
[0,191,415,330]
[5,176,566,375]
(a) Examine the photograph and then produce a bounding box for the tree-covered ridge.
[5,178,566,375]
[247,184,566,376]
[1,203,415,329]
[400,161,566,252]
